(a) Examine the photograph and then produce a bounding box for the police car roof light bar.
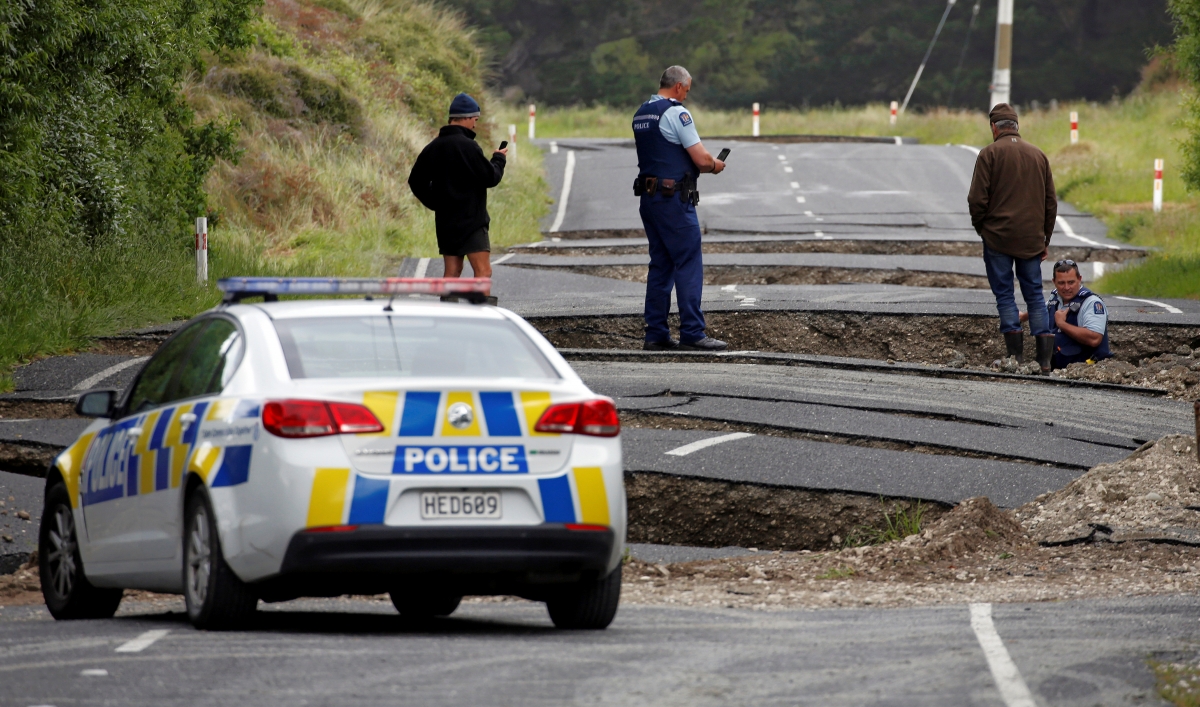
[217,277,492,304]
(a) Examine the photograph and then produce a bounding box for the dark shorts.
[438,226,491,257]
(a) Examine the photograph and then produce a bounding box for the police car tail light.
[534,399,620,437]
[263,400,383,438]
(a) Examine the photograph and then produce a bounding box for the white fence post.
[1154,159,1164,213]
[752,102,760,137]
[195,217,208,283]
[508,123,517,159]
[890,101,898,126]
[528,104,536,140]
[1070,111,1078,145]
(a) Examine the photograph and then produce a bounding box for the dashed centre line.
[665,432,755,456]
[969,604,1038,707]
[115,629,170,653]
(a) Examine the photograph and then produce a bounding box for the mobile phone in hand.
[716,148,731,161]
[499,140,508,150]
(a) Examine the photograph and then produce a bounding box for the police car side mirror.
[75,390,117,418]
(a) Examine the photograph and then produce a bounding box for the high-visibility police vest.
[632,98,698,183]
[1047,286,1112,364]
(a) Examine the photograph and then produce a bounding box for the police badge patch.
[1094,302,1105,314]
[679,112,692,126]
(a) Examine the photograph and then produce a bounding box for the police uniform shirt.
[1053,292,1108,335]
[645,95,701,148]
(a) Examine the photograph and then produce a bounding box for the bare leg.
[443,255,464,278]
[465,251,492,294]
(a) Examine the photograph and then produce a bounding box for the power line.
[948,0,983,105]
[900,0,959,114]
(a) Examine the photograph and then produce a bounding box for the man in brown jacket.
[967,103,1057,374]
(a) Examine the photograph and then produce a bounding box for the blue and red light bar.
[217,277,491,303]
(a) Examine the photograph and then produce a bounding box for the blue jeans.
[982,244,1050,336]
[641,192,706,343]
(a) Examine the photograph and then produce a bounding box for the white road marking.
[957,144,982,155]
[548,150,576,233]
[893,136,903,145]
[739,297,758,307]
[1056,215,1119,250]
[815,231,829,239]
[115,629,170,653]
[796,196,806,203]
[969,604,1038,707]
[549,141,558,154]
[73,357,149,391]
[783,166,793,173]
[492,253,515,265]
[849,190,909,196]
[80,669,109,677]
[720,284,738,292]
[1092,261,1104,278]
[804,210,814,217]
[665,432,755,456]
[790,181,800,189]
[413,257,430,279]
[777,155,787,161]
[1114,296,1183,314]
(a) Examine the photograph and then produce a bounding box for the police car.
[40,277,625,630]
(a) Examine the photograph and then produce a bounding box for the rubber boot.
[1003,332,1024,364]
[1035,335,1055,375]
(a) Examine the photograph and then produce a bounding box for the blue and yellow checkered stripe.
[358,390,554,438]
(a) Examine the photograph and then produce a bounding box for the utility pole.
[989,0,1013,108]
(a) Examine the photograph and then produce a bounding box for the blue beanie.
[449,93,481,119]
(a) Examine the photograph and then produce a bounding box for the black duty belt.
[633,175,700,205]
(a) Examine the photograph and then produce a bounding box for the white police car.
[40,278,625,629]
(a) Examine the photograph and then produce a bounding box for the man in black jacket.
[407,93,507,289]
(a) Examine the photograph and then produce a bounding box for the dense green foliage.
[1172,0,1200,190]
[448,0,1173,109]
[0,0,260,376]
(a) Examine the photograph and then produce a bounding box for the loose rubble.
[1051,348,1200,400]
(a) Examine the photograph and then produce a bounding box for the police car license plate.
[420,491,502,520]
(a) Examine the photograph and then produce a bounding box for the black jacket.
[407,125,506,239]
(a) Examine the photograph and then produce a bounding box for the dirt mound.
[1054,350,1200,400]
[906,496,1027,561]
[1017,434,1200,545]
[0,558,41,606]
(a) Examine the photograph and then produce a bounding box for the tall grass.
[500,90,1200,298]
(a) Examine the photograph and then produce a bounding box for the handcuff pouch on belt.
[633,175,700,205]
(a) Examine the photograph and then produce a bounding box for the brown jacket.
[967,128,1057,259]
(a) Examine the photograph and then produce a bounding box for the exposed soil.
[517,240,1142,262]
[1052,351,1200,401]
[531,310,1200,369]
[0,443,55,478]
[626,471,948,552]
[0,400,78,420]
[89,336,165,356]
[620,410,1075,468]
[513,263,989,289]
[546,228,648,240]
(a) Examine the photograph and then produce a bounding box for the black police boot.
[1035,335,1055,375]
[643,338,679,351]
[679,337,728,352]
[1003,332,1024,364]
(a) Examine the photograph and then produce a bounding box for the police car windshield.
[273,316,559,380]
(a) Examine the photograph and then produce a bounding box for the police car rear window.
[273,316,560,380]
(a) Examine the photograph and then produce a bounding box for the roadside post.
[508,123,517,159]
[1154,159,1164,213]
[989,0,1013,108]
[528,104,536,140]
[195,217,208,283]
[1070,111,1078,144]
[890,101,898,126]
[752,102,760,137]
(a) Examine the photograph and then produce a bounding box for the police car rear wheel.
[183,488,258,630]
[545,567,621,630]
[38,484,123,620]
[389,591,462,618]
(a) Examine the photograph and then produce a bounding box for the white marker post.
[195,217,208,283]
[989,0,1013,108]
[1070,111,1078,145]
[1154,159,1164,213]
[890,101,898,126]
[752,102,760,137]
[508,123,517,159]
[528,104,536,140]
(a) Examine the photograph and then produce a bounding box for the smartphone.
[499,140,508,150]
[716,148,731,161]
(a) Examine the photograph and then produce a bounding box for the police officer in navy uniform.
[633,66,727,351]
[1022,259,1111,369]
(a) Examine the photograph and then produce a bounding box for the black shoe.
[1035,335,1055,375]
[643,339,679,351]
[1003,332,1024,364]
[679,337,728,351]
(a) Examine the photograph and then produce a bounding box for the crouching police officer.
[633,66,727,351]
[1022,259,1111,371]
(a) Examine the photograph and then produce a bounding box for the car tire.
[545,567,621,630]
[39,483,123,620]
[389,591,462,619]
[183,488,257,630]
